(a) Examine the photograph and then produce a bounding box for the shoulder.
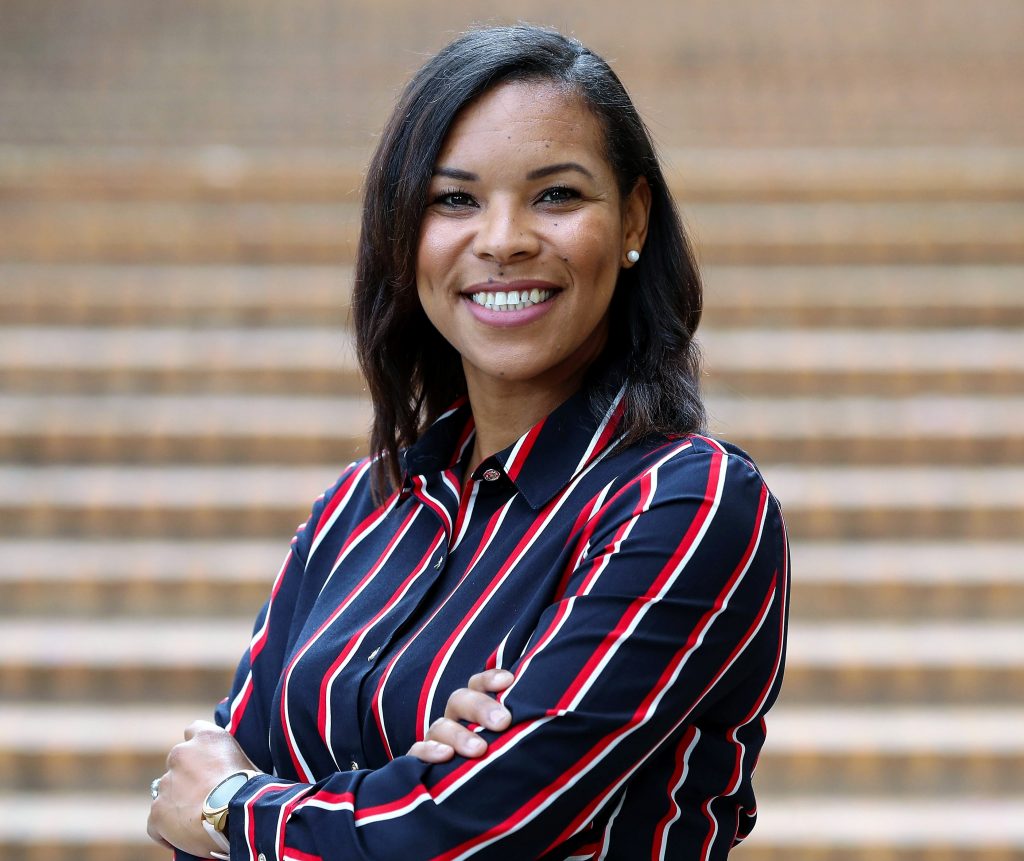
[291,456,378,562]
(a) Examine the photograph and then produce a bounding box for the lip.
[460,280,561,328]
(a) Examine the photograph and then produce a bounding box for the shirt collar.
[402,380,626,510]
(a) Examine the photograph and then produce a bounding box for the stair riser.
[5,750,1021,796]
[3,506,1020,540]
[3,433,1022,467]
[4,581,1023,621]
[3,369,1021,397]
[4,666,1020,706]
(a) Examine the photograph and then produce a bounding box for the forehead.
[435,80,609,169]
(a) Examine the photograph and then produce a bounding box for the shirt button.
[367,647,380,662]
[482,468,501,482]
[350,760,359,771]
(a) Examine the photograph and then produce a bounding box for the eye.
[431,188,477,209]
[537,186,581,205]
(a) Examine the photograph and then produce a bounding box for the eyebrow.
[526,162,595,181]
[431,162,595,182]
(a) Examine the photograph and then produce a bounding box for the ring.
[150,777,161,800]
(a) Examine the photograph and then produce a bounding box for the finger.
[467,668,515,693]
[426,716,488,757]
[407,739,455,763]
[444,687,511,731]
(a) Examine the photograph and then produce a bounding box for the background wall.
[1,2,1022,859]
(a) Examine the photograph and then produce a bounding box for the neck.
[463,367,591,477]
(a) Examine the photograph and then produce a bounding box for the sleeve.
[222,445,790,861]
[171,461,368,861]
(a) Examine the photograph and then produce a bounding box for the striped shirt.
[178,383,790,861]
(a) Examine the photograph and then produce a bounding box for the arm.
[150,461,371,860]
[224,446,789,861]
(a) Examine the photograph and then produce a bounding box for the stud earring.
[626,249,640,264]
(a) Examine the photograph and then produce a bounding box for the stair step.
[2,393,1020,465]
[1,619,1020,705]
[3,704,1021,795]
[3,146,1023,202]
[3,539,1020,620]
[1,199,1021,264]
[1,793,1020,861]
[2,463,1020,539]
[4,263,1023,328]
[3,327,1022,397]
[0,393,369,464]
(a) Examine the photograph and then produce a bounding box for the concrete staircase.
[2,2,1022,859]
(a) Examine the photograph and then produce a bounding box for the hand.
[147,720,260,857]
[408,668,515,763]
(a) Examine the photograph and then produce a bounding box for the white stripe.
[421,438,623,736]
[323,510,430,765]
[380,498,514,745]
[596,786,629,861]
[420,497,520,737]
[435,715,556,803]
[504,442,692,701]
[504,430,531,476]
[316,482,399,598]
[419,478,454,536]
[224,548,288,728]
[656,728,702,861]
[354,789,434,827]
[573,385,626,477]
[450,480,479,552]
[447,452,775,857]
[283,497,400,781]
[308,460,371,563]
[494,626,514,670]
[441,470,461,508]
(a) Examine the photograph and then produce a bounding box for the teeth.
[469,288,554,312]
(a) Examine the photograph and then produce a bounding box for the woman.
[148,25,789,861]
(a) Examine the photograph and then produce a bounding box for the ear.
[621,176,652,267]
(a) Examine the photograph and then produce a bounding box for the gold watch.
[202,770,261,833]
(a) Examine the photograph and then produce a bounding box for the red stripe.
[371,498,512,751]
[355,784,432,821]
[651,726,698,860]
[278,501,398,778]
[283,849,323,861]
[310,462,367,547]
[315,513,439,742]
[414,493,554,733]
[505,417,545,481]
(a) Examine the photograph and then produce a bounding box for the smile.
[468,288,555,312]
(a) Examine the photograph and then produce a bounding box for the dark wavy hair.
[353,24,705,501]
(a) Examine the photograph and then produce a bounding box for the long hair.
[353,24,705,501]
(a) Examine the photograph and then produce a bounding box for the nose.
[472,198,540,264]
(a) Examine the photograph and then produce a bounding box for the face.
[416,80,649,396]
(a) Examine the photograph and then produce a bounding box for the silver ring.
[150,777,161,800]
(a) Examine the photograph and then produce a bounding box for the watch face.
[208,772,251,808]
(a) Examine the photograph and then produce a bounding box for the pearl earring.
[626,249,640,264]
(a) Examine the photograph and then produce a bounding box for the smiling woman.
[148,24,789,861]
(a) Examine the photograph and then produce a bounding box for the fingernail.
[488,707,509,726]
[493,670,513,684]
[467,735,486,751]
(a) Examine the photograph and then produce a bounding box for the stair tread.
[3,327,1023,372]
[2,393,1022,439]
[1,792,1021,845]
[2,539,1021,586]
[3,702,1020,753]
[3,618,1020,667]
[3,464,1022,509]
